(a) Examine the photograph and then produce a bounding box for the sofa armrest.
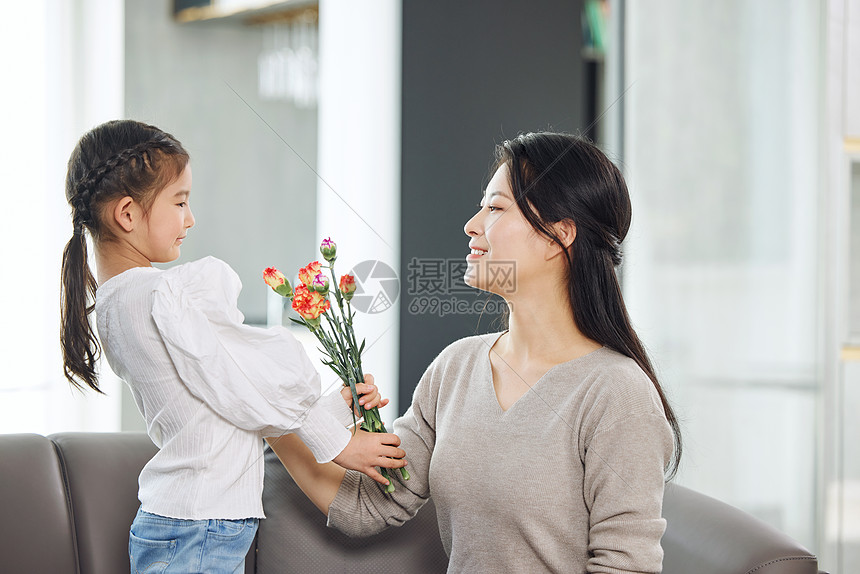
[662,483,820,574]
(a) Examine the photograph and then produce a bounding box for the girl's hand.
[331,429,407,485]
[341,373,389,416]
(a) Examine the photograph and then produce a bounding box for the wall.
[823,0,860,570]
[125,0,318,326]
[123,0,320,429]
[398,0,586,410]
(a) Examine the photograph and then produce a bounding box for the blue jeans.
[128,508,258,574]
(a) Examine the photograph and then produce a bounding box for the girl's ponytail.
[61,120,189,393]
[60,224,101,392]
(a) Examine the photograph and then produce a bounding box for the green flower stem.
[289,257,409,491]
[318,309,365,428]
[339,296,408,482]
[324,267,366,413]
[380,468,395,493]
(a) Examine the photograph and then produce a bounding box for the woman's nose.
[464,212,481,237]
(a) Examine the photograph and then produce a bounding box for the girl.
[60,119,406,573]
[270,132,682,573]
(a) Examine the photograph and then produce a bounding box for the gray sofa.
[0,432,824,574]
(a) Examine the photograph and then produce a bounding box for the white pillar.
[316,0,402,417]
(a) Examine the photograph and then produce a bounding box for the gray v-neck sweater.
[327,332,674,573]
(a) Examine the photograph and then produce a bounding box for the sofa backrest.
[257,446,450,572]
[0,432,825,574]
[50,432,159,574]
[662,482,822,574]
[0,434,79,574]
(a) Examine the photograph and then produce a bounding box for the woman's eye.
[477,202,501,213]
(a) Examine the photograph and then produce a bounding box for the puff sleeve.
[151,256,351,463]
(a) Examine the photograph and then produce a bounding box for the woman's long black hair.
[61,120,189,392]
[496,132,682,478]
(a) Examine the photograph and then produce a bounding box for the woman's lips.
[466,248,487,260]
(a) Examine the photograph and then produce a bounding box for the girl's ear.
[113,196,138,233]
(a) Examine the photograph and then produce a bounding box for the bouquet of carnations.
[264,237,409,492]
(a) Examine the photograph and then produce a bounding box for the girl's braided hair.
[61,120,189,392]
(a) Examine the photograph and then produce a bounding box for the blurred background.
[0,0,857,571]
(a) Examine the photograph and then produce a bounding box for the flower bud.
[320,237,337,262]
[312,272,330,295]
[339,274,357,301]
[263,267,293,298]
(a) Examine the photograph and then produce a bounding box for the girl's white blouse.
[95,256,352,520]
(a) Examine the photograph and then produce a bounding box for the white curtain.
[0,0,124,433]
[624,0,822,550]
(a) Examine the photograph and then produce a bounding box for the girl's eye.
[487,205,500,212]
[177,202,187,208]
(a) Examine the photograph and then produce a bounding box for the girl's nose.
[186,206,196,229]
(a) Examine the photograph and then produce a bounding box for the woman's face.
[463,163,552,298]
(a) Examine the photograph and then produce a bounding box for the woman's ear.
[113,196,138,233]
[555,220,577,249]
[545,220,577,261]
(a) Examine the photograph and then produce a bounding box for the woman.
[272,132,681,573]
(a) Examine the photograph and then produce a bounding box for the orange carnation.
[298,261,323,287]
[263,267,292,297]
[291,284,330,324]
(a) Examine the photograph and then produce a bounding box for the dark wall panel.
[399,1,586,411]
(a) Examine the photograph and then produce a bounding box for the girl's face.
[141,163,195,263]
[463,163,553,298]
